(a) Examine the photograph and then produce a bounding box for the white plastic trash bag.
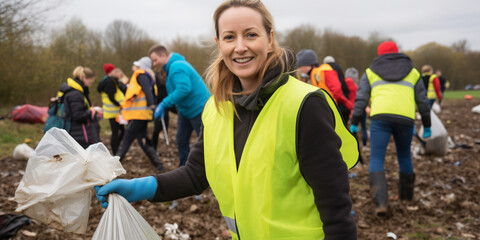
[14,127,126,234]
[92,194,162,240]
[472,104,480,114]
[12,143,35,160]
[431,102,441,114]
[419,111,448,156]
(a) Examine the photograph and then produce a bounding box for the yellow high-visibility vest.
[100,77,125,119]
[121,70,153,121]
[367,68,419,120]
[203,76,358,239]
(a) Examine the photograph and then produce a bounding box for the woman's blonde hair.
[72,66,95,80]
[205,0,292,110]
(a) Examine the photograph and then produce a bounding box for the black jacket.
[61,78,99,148]
[97,76,125,106]
[351,53,431,127]
[152,53,356,239]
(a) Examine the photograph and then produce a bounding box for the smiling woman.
[93,1,359,239]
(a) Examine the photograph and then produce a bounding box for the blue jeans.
[369,120,414,174]
[176,112,202,166]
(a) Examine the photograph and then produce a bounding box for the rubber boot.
[145,147,165,173]
[399,172,415,201]
[369,171,388,217]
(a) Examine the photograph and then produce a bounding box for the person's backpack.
[44,89,71,133]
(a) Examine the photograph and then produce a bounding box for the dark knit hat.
[296,49,318,68]
[103,63,115,75]
[377,41,398,56]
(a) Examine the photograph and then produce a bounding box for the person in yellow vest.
[95,1,358,239]
[350,41,432,217]
[97,63,126,154]
[421,65,443,107]
[116,56,165,172]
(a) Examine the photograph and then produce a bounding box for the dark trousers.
[108,118,125,154]
[116,120,152,159]
[338,104,351,126]
[360,112,368,146]
[176,112,202,167]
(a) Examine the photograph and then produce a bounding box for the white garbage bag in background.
[12,143,35,160]
[419,111,448,156]
[14,127,126,234]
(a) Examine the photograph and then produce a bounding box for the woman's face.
[83,76,95,87]
[215,7,273,91]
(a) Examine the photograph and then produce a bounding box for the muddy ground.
[1,99,479,239]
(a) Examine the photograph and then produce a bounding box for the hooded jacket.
[351,53,431,127]
[162,52,210,119]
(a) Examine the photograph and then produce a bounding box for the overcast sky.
[48,0,480,51]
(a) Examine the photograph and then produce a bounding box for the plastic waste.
[386,232,397,239]
[348,173,358,178]
[0,214,30,239]
[431,102,441,113]
[14,127,126,234]
[164,223,190,240]
[169,200,179,210]
[472,104,480,114]
[92,194,161,240]
[12,143,35,160]
[418,111,448,156]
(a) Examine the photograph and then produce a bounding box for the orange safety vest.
[310,64,335,98]
[121,70,153,121]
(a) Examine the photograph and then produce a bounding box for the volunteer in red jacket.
[350,41,431,217]
[296,50,353,124]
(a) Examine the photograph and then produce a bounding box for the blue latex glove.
[154,102,165,120]
[412,125,416,135]
[350,124,359,133]
[423,127,432,138]
[95,176,157,208]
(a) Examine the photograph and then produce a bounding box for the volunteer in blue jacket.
[149,45,211,167]
[350,41,432,217]
[96,0,358,239]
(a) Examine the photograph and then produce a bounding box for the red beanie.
[103,63,115,75]
[377,41,398,56]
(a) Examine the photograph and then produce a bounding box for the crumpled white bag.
[419,111,448,156]
[12,143,35,160]
[92,194,162,240]
[14,127,126,234]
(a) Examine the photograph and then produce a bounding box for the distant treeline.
[2,0,479,106]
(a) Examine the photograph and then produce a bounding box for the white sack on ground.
[92,194,162,240]
[432,102,441,114]
[419,111,448,156]
[471,104,480,114]
[14,127,126,234]
[12,143,35,160]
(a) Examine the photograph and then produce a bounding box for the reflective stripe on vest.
[202,76,358,239]
[101,79,125,119]
[121,70,153,121]
[427,74,438,99]
[367,68,419,120]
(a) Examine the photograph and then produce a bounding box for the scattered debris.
[386,232,397,239]
[164,223,190,240]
